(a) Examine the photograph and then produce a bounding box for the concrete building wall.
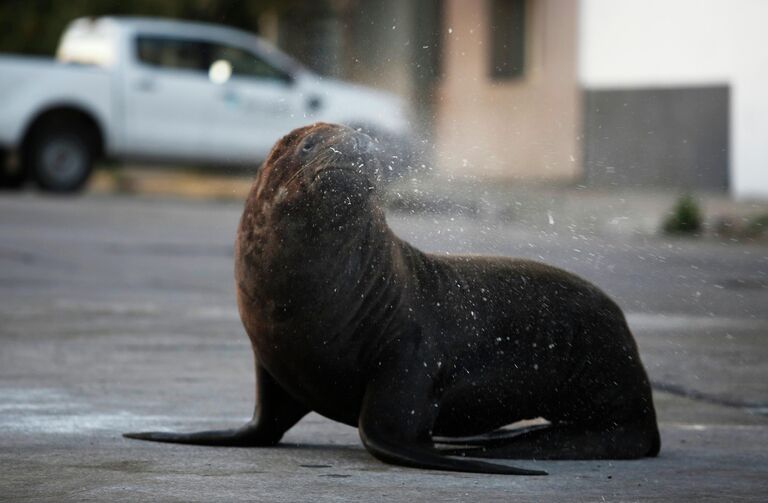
[435,0,580,180]
[580,0,768,199]
[341,0,443,132]
[269,0,443,135]
[340,1,417,99]
[434,0,580,181]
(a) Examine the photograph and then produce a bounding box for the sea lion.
[125,123,660,475]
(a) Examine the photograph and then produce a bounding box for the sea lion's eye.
[302,139,316,152]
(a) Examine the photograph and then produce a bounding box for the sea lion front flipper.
[124,362,309,446]
[123,425,267,445]
[357,357,547,475]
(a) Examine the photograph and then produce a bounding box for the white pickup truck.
[0,16,410,192]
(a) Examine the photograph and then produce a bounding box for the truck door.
[204,42,307,164]
[122,35,216,161]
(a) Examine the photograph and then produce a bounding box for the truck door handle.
[221,89,239,103]
[135,78,156,92]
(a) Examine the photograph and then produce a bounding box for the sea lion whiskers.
[282,164,309,187]
[282,148,344,187]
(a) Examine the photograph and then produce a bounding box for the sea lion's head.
[251,123,382,227]
[237,123,385,297]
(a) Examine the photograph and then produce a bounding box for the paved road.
[1,194,767,502]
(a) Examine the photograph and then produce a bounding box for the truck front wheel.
[27,122,94,193]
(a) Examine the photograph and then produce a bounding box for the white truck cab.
[0,17,410,192]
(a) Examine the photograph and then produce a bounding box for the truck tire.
[28,122,94,193]
[0,149,26,190]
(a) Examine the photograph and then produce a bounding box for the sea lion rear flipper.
[433,423,552,447]
[357,358,547,476]
[124,363,310,447]
[439,422,661,460]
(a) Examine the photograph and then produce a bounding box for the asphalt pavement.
[1,192,767,502]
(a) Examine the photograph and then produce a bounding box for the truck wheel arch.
[21,105,105,160]
[20,105,105,192]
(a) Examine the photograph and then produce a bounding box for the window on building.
[489,0,526,79]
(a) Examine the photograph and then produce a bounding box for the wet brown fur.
[125,123,660,476]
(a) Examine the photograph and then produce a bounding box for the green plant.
[744,213,768,239]
[662,194,703,235]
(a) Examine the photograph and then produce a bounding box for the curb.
[88,168,768,240]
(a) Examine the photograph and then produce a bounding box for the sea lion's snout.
[351,130,379,157]
[310,128,381,189]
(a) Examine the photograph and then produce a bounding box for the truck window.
[136,35,289,82]
[209,44,289,82]
[136,36,208,72]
